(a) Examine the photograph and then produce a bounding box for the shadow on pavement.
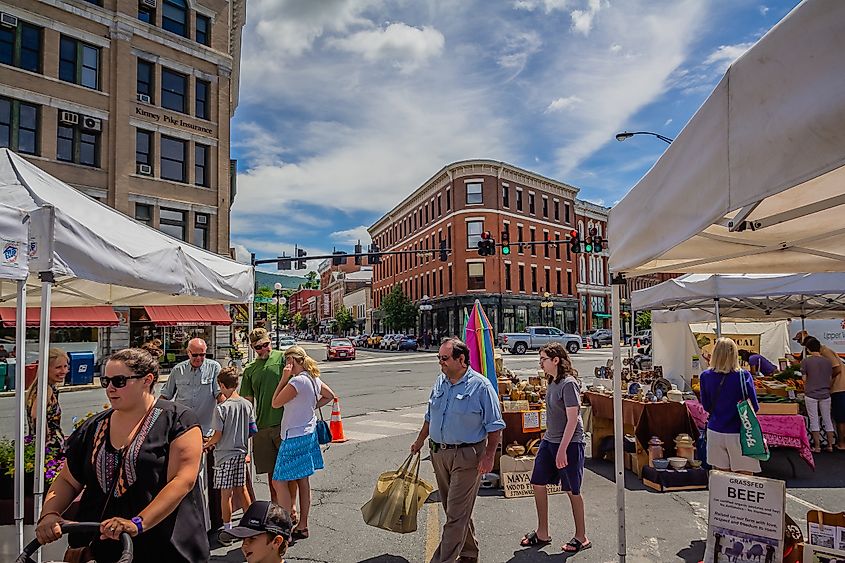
[358,555,412,562]
[506,546,577,561]
[761,448,845,488]
[584,458,649,491]
[676,539,706,562]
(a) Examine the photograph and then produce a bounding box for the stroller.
[16,523,133,563]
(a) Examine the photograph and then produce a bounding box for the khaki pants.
[430,441,485,563]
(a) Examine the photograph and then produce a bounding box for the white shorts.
[707,428,761,473]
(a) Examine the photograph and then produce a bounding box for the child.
[801,337,835,452]
[219,501,292,563]
[205,366,257,539]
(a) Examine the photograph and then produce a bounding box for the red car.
[326,338,356,361]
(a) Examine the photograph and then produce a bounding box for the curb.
[0,372,175,399]
[358,347,439,354]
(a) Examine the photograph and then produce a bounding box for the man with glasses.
[160,337,224,532]
[411,337,505,563]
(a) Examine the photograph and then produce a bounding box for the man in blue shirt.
[411,338,505,563]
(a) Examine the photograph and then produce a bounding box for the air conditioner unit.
[0,13,18,28]
[136,93,151,103]
[137,163,152,175]
[195,214,208,225]
[82,116,102,132]
[59,111,79,125]
[141,0,156,8]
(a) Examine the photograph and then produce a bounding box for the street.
[1,343,842,562]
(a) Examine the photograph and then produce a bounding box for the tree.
[304,271,319,289]
[334,307,356,335]
[293,312,308,331]
[379,286,418,331]
[635,310,652,331]
[307,316,319,332]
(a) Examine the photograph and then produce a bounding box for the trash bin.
[0,362,6,391]
[5,359,15,391]
[66,352,95,386]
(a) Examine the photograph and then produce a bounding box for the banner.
[695,332,761,358]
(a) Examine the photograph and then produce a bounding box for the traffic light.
[584,227,596,253]
[295,247,307,269]
[501,230,511,255]
[277,254,292,270]
[568,229,581,254]
[332,249,348,266]
[477,231,496,256]
[354,241,363,265]
[439,238,448,262]
[368,243,381,264]
[593,234,604,252]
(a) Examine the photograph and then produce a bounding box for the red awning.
[143,305,232,326]
[0,306,119,327]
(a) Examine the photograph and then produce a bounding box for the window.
[424,204,429,224]
[0,21,42,73]
[502,185,509,208]
[565,203,571,224]
[542,196,548,217]
[195,143,209,186]
[466,182,482,205]
[134,203,152,226]
[194,213,209,249]
[161,68,188,113]
[556,270,562,294]
[555,232,561,259]
[57,123,99,167]
[531,266,537,293]
[137,59,154,101]
[159,208,186,240]
[446,188,451,211]
[517,226,524,254]
[528,193,535,214]
[466,220,483,248]
[567,271,573,294]
[196,14,210,46]
[160,135,187,182]
[162,0,188,37]
[518,265,525,292]
[0,97,39,155]
[59,37,99,90]
[516,189,523,211]
[545,268,550,292]
[448,264,453,292]
[136,129,153,169]
[504,263,511,291]
[138,2,155,23]
[530,227,536,256]
[543,232,549,258]
[195,79,209,119]
[437,194,442,216]
[467,263,485,290]
[439,269,443,296]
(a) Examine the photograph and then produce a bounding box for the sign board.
[704,471,785,563]
[695,332,761,357]
[522,411,540,431]
[0,238,28,280]
[502,471,562,499]
[790,318,845,356]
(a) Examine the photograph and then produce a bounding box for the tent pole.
[611,281,626,561]
[33,278,53,545]
[248,258,255,362]
[714,298,722,337]
[14,280,26,553]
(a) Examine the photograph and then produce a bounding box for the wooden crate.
[758,402,799,415]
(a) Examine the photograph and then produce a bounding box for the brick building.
[369,160,580,337]
[287,289,321,317]
[574,199,611,333]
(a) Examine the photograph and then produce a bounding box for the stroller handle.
[16,522,133,563]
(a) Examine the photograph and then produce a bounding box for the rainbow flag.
[464,300,497,389]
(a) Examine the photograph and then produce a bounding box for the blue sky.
[229,0,800,271]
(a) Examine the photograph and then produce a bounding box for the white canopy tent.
[603,1,845,560]
[0,148,253,551]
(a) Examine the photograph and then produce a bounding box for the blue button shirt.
[425,367,505,445]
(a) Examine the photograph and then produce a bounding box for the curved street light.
[615,131,674,144]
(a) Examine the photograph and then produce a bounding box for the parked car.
[326,338,356,361]
[396,335,418,351]
[581,328,613,348]
[353,334,370,347]
[380,334,401,349]
[632,330,652,345]
[499,326,581,355]
[277,336,296,352]
[367,334,384,348]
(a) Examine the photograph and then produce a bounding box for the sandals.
[520,530,552,547]
[562,537,592,553]
[291,528,309,540]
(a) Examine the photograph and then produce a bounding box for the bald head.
[187,338,207,367]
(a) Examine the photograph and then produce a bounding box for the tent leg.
[14,280,26,553]
[611,284,626,562]
[33,279,53,549]
[714,298,722,337]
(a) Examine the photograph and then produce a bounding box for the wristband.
[131,516,144,534]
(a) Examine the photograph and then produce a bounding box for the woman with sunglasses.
[34,348,209,562]
[270,345,336,541]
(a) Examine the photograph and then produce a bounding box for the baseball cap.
[793,330,808,342]
[219,501,292,542]
[249,328,271,347]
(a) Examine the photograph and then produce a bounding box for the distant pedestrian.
[271,345,336,542]
[220,501,293,563]
[26,348,69,454]
[0,344,8,361]
[520,343,590,554]
[795,330,845,450]
[801,337,836,453]
[204,366,257,543]
[411,337,504,563]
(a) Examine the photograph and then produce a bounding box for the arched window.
[589,256,596,284]
[163,0,189,37]
[579,255,586,283]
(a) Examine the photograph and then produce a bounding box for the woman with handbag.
[34,348,208,562]
[700,337,762,475]
[271,345,336,542]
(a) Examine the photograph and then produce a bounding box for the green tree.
[635,310,652,331]
[293,312,308,331]
[257,285,292,327]
[304,271,319,289]
[334,307,356,335]
[307,316,319,332]
[379,286,418,331]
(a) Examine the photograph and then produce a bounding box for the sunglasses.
[437,355,452,362]
[101,374,147,389]
[190,353,206,358]
[254,342,270,350]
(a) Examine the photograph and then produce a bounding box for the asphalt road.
[1,344,842,562]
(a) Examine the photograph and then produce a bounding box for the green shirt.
[240,350,284,429]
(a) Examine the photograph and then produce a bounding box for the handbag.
[361,453,433,533]
[737,370,770,461]
[308,376,332,445]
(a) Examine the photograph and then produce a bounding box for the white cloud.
[704,42,755,72]
[759,5,769,16]
[513,0,570,13]
[330,226,373,245]
[609,43,622,53]
[328,23,445,72]
[545,95,582,113]
[570,0,604,36]
[497,30,542,79]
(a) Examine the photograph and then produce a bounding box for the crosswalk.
[341,405,427,443]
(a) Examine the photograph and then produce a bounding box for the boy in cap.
[219,501,292,563]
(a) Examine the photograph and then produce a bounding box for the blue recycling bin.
[66,351,95,386]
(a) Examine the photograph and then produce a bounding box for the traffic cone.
[636,338,641,348]
[585,337,591,350]
[329,398,348,443]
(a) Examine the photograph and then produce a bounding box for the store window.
[466,220,483,248]
[159,207,186,240]
[467,262,485,290]
[162,0,188,37]
[137,59,154,102]
[195,143,209,187]
[194,213,209,249]
[57,123,99,167]
[59,36,99,90]
[138,1,155,23]
[504,263,512,291]
[196,14,210,46]
[0,20,42,73]
[195,79,209,119]
[160,135,187,182]
[161,68,188,113]
[0,97,39,155]
[466,182,482,205]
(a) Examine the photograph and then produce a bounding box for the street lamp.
[273,282,286,349]
[419,295,433,348]
[540,291,554,327]
[615,131,674,144]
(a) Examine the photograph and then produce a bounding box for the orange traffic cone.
[636,338,641,348]
[585,337,591,350]
[329,398,348,443]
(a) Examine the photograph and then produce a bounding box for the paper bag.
[361,453,433,533]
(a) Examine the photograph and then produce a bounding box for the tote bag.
[361,453,433,533]
[737,371,770,461]
[308,375,332,445]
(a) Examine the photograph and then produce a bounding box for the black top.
[65,398,209,562]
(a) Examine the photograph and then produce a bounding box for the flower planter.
[0,473,35,524]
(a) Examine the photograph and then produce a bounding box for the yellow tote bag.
[361,453,433,533]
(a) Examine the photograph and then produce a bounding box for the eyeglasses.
[100,374,146,389]
[190,352,206,358]
[539,356,550,363]
[254,342,270,350]
[437,355,452,362]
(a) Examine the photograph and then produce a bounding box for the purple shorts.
[530,439,585,495]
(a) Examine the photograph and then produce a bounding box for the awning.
[0,306,119,327]
[143,304,232,326]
